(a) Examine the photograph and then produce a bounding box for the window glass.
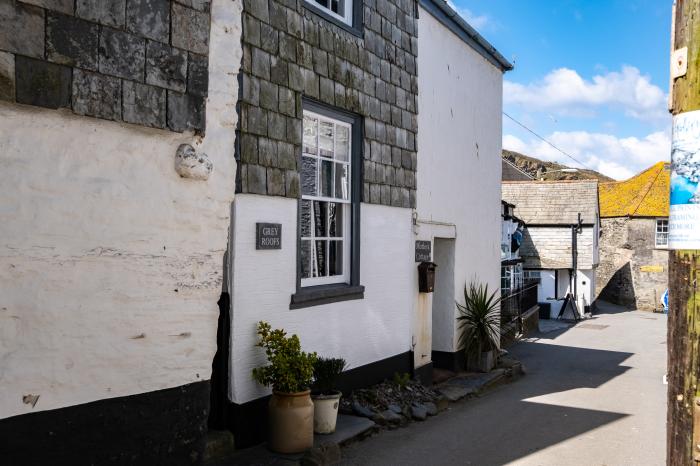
[300,110,353,286]
[306,0,353,26]
[656,219,669,247]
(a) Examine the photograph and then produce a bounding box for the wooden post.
[668,1,700,464]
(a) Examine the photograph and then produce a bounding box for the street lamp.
[538,168,578,180]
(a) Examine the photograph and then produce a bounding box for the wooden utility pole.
[668,1,700,464]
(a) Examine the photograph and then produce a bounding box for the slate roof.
[598,162,670,218]
[502,180,599,225]
[502,159,533,181]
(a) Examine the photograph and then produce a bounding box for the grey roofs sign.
[256,223,282,250]
[415,240,431,262]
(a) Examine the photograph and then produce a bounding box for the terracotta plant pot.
[312,391,342,434]
[268,390,314,454]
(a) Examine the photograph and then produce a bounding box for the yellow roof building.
[598,162,670,218]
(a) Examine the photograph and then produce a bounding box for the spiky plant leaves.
[456,283,502,362]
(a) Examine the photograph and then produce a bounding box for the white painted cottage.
[0,0,511,459]
[0,1,241,463]
[502,180,600,318]
[413,0,512,373]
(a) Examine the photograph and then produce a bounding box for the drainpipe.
[571,213,583,312]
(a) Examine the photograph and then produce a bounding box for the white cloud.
[504,66,667,121]
[447,1,489,30]
[503,130,671,180]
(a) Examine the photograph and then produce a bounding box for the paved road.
[340,303,667,466]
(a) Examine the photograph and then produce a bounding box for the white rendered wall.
[577,269,595,312]
[416,8,504,354]
[0,0,241,419]
[229,195,414,404]
[537,270,556,303]
[551,269,593,317]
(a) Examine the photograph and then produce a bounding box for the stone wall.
[596,217,668,310]
[237,0,419,206]
[0,0,210,132]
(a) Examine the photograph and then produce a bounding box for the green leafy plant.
[312,357,347,395]
[457,283,501,360]
[392,372,411,388]
[252,321,317,393]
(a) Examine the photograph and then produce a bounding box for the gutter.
[418,0,514,72]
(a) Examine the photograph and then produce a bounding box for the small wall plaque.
[256,223,282,250]
[415,240,431,262]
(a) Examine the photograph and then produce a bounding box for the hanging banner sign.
[670,110,700,249]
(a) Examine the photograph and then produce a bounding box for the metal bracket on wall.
[672,47,688,80]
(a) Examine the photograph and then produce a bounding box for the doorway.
[432,238,456,357]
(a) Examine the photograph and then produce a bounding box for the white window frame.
[300,110,352,287]
[304,0,353,26]
[655,218,669,248]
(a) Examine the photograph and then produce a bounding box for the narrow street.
[340,303,667,466]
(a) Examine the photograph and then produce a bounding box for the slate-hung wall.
[0,0,210,133]
[238,0,419,207]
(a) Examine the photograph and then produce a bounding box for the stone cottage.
[225,0,510,446]
[596,162,670,310]
[502,180,600,318]
[0,0,240,464]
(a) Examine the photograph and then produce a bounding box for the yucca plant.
[457,283,501,364]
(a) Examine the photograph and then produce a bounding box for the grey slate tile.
[99,27,146,81]
[72,69,121,120]
[0,1,44,59]
[47,13,99,71]
[15,56,71,109]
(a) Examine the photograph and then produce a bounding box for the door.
[431,238,456,356]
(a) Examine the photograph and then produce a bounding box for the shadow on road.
[340,341,634,466]
[452,342,633,465]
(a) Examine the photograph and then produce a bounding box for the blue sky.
[450,0,672,179]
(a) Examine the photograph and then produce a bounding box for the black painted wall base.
[432,350,466,373]
[226,351,414,449]
[413,361,433,386]
[0,381,210,466]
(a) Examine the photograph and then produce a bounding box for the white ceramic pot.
[312,391,342,434]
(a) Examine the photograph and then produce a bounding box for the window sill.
[303,2,363,38]
[290,283,365,309]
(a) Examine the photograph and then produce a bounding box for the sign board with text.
[670,110,700,249]
[415,240,432,262]
[256,223,282,250]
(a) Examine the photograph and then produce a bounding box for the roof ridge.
[501,158,534,179]
[598,161,669,218]
[630,164,664,217]
[502,179,598,184]
[600,161,666,187]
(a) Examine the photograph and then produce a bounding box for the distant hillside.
[502,149,614,182]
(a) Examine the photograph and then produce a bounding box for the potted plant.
[252,321,317,454]
[311,357,347,434]
[456,283,502,372]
